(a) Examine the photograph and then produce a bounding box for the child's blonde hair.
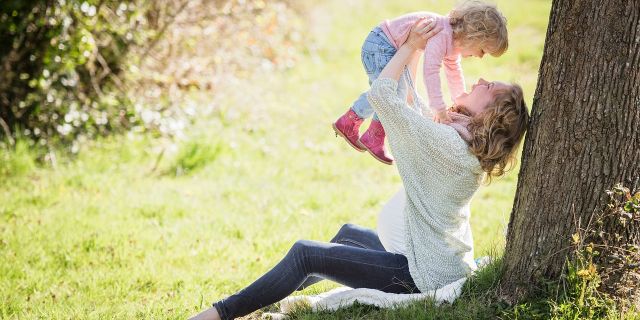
[449,1,508,57]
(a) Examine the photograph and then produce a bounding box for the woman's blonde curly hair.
[455,84,529,182]
[449,0,508,57]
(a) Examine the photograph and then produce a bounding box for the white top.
[367,77,482,291]
[377,187,407,255]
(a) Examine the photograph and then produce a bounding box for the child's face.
[454,78,510,115]
[460,45,485,58]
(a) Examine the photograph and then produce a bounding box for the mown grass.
[285,255,509,320]
[5,0,627,319]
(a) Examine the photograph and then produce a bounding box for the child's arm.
[443,56,465,103]
[422,37,452,123]
[368,19,462,168]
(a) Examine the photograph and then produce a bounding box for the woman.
[191,18,529,320]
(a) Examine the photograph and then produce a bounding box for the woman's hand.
[405,18,442,52]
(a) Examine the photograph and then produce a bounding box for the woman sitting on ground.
[190,18,530,320]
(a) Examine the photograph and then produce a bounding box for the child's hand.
[406,18,442,51]
[433,109,452,124]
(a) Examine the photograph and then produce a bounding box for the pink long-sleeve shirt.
[380,12,465,112]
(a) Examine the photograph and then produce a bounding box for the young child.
[332,1,508,165]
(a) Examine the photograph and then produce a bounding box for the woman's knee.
[287,240,335,281]
[289,239,316,257]
[331,223,358,242]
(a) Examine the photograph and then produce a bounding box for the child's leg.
[334,28,398,153]
[354,29,400,164]
[351,27,398,120]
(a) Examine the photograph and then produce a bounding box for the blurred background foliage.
[0,1,569,318]
[0,0,305,156]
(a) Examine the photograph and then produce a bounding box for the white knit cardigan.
[367,77,483,292]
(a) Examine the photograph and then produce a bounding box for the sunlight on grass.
[0,140,36,179]
[0,0,551,318]
[168,139,226,176]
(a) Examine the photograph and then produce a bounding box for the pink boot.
[359,120,394,165]
[332,109,365,152]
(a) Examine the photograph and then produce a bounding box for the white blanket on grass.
[261,275,468,319]
[261,257,491,319]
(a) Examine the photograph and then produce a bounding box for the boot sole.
[332,123,366,152]
[360,140,394,165]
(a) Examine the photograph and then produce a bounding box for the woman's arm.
[406,52,420,105]
[369,18,440,119]
[409,52,420,81]
[367,20,474,177]
[366,19,449,139]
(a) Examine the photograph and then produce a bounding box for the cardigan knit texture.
[367,77,482,292]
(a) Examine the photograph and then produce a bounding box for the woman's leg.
[296,223,385,290]
[212,239,418,320]
[330,223,386,250]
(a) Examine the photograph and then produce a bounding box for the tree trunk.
[501,0,640,305]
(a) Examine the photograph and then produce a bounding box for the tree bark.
[501,0,640,305]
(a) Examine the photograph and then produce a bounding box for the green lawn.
[0,0,551,318]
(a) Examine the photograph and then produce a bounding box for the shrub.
[0,0,147,148]
[0,0,305,153]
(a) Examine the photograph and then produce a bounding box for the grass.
[167,139,227,176]
[285,255,509,320]
[0,0,587,319]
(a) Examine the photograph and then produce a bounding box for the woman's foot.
[189,306,221,320]
[332,109,366,152]
[359,120,394,165]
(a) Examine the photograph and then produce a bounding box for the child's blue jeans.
[212,223,419,320]
[351,27,409,121]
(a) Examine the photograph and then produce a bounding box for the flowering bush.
[0,0,305,152]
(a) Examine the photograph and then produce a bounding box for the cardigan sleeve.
[367,77,473,169]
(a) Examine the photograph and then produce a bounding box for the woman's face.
[454,78,510,116]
